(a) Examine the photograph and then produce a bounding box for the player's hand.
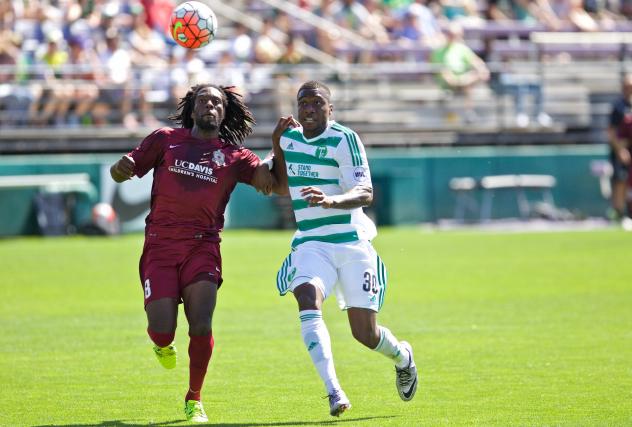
[110,155,135,182]
[301,186,333,208]
[272,116,300,147]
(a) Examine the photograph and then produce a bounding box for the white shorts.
[276,240,388,312]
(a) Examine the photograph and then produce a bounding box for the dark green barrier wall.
[0,146,609,236]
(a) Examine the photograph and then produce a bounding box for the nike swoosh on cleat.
[402,377,417,400]
[169,144,180,149]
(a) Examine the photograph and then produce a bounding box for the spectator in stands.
[606,74,632,220]
[404,0,445,48]
[551,0,600,31]
[30,28,72,126]
[486,0,562,30]
[64,35,101,126]
[313,0,341,56]
[94,28,137,128]
[439,0,485,26]
[332,0,390,61]
[230,23,254,63]
[0,31,35,126]
[492,58,553,127]
[430,22,490,123]
[127,3,165,127]
[253,16,284,63]
[278,34,305,65]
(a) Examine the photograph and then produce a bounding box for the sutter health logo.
[169,159,218,183]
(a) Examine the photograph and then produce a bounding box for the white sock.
[373,326,410,369]
[299,310,341,394]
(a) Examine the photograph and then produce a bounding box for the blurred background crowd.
[2,0,632,129]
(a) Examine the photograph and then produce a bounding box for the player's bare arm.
[301,185,373,209]
[110,155,135,183]
[251,163,276,195]
[271,116,299,195]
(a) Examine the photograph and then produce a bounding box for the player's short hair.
[169,84,255,146]
[297,81,331,102]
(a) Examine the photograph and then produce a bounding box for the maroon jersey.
[129,127,259,238]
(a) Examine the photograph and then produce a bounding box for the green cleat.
[184,400,208,423]
[153,343,177,369]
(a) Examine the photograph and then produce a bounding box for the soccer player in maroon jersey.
[110,84,275,423]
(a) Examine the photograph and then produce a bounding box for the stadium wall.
[0,146,609,236]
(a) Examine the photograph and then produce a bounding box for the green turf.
[1,228,631,426]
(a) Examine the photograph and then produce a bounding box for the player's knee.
[293,284,321,310]
[188,318,212,336]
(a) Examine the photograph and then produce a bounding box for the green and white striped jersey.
[280,121,377,248]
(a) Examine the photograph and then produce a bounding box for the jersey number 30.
[362,271,378,294]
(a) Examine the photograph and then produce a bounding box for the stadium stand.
[1,0,632,153]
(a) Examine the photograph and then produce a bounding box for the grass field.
[1,227,631,426]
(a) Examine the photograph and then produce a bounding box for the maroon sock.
[147,328,174,348]
[185,333,214,402]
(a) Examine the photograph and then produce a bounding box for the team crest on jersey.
[212,150,225,167]
[315,146,327,159]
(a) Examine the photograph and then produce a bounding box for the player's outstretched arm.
[270,116,298,196]
[301,185,373,209]
[251,163,276,195]
[110,155,135,183]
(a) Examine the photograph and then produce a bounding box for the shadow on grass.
[34,415,396,426]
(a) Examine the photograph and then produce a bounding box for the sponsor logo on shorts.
[169,159,218,183]
[287,267,297,282]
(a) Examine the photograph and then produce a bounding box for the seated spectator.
[230,22,254,63]
[0,31,36,126]
[63,35,100,126]
[439,0,485,26]
[487,0,562,30]
[253,17,284,63]
[277,34,305,65]
[332,0,390,61]
[494,68,552,127]
[569,0,600,31]
[94,28,136,128]
[431,22,490,122]
[313,0,341,56]
[29,29,72,126]
[405,0,445,48]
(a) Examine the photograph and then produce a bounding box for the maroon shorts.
[139,233,223,306]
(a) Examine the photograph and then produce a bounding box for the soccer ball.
[170,1,217,49]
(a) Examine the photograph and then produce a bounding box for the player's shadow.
[34,415,396,426]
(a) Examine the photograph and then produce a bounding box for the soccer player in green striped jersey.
[270,81,418,417]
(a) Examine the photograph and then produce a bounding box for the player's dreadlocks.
[169,84,255,146]
[297,80,331,101]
